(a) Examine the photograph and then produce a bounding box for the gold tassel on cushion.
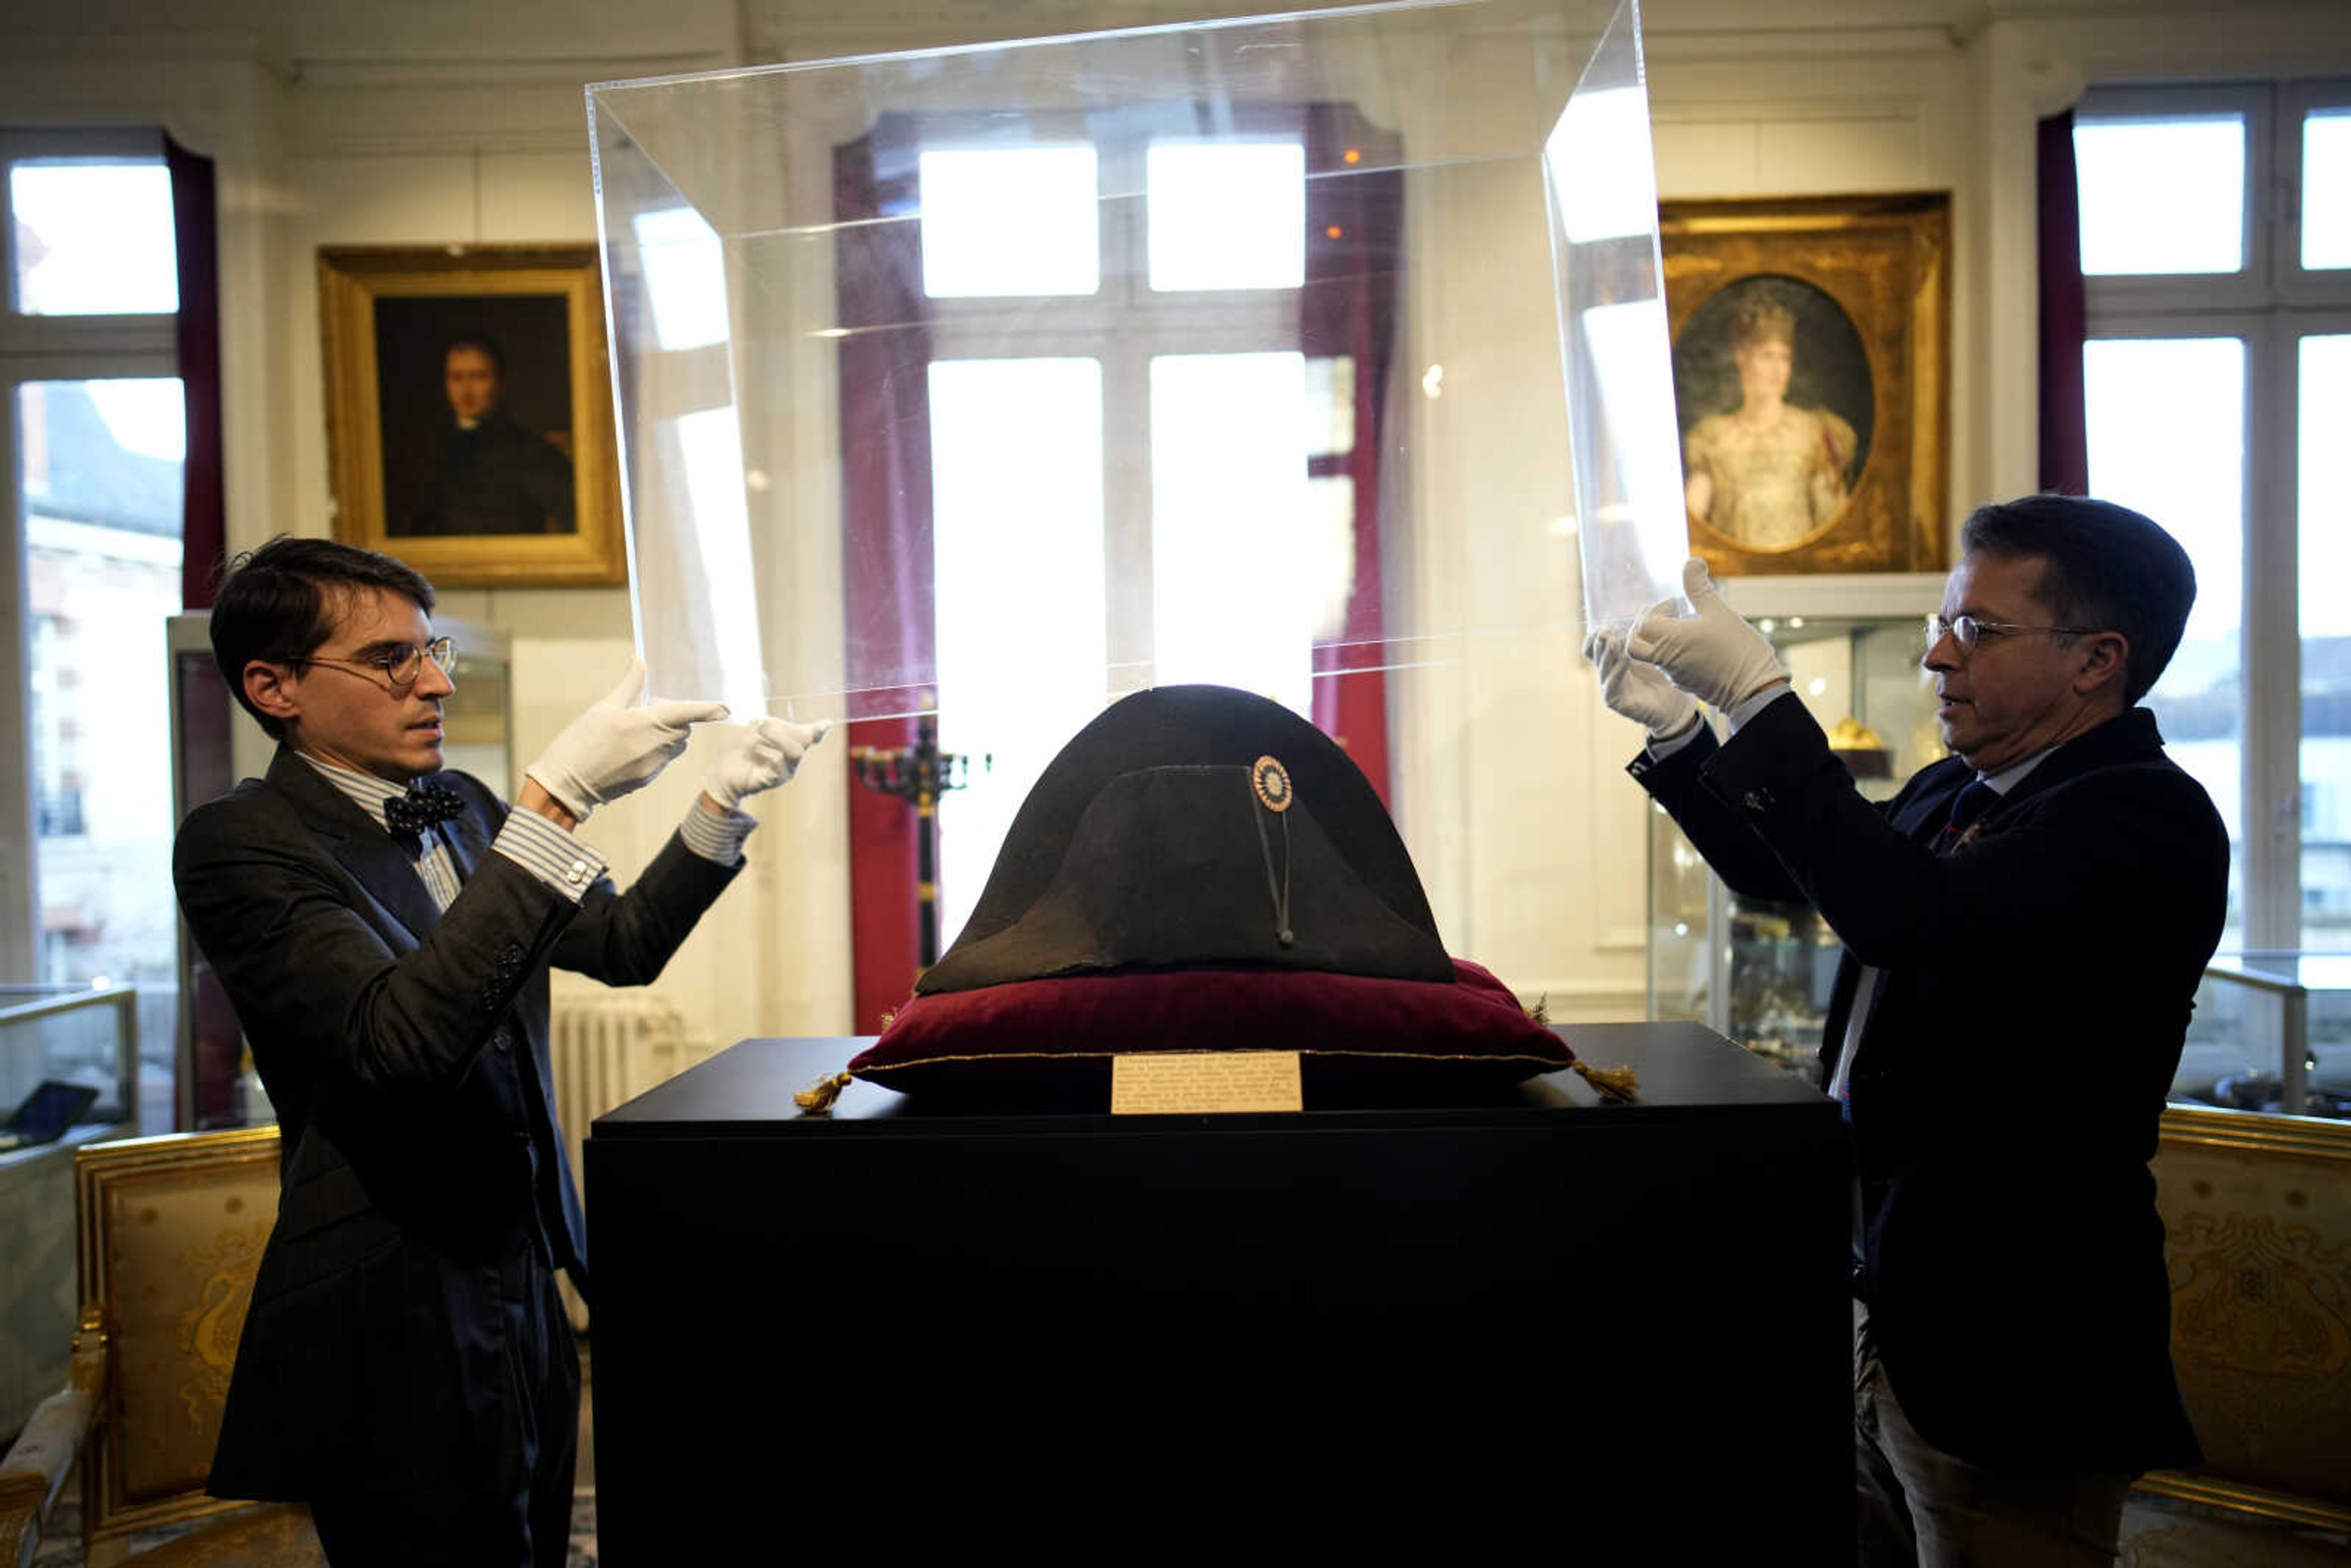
[1572,1061,1639,1102]
[794,1072,854,1114]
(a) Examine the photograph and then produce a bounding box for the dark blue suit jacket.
[174,746,738,1500]
[1631,699,2225,1474]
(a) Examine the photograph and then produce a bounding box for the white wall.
[9,0,2350,1044]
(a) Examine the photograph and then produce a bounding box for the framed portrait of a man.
[318,246,626,587]
[1660,192,1950,576]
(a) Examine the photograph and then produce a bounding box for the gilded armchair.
[0,1127,321,1567]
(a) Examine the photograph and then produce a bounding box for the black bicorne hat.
[915,685,1452,994]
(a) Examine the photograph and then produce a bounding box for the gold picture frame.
[318,244,625,587]
[1660,192,1951,576]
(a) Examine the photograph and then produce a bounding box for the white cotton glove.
[525,659,730,822]
[1586,629,1700,739]
[702,716,833,812]
[1626,558,1789,713]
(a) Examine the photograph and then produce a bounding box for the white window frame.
[2081,80,2351,951]
[911,115,1334,945]
[0,126,179,979]
[2281,80,2351,306]
[918,122,1313,677]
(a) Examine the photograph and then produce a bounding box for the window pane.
[2084,337,2244,942]
[2075,118,2246,276]
[1151,352,1312,713]
[2306,111,2351,270]
[919,147,1099,299]
[17,378,185,1128]
[1147,141,1304,293]
[2301,335,2351,948]
[928,358,1105,950]
[10,162,178,315]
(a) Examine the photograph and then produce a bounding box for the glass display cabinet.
[0,981,137,1136]
[0,982,138,1437]
[1648,574,1946,1076]
[165,612,513,1130]
[2178,953,2351,1119]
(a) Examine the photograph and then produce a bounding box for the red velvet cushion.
[848,958,1572,1102]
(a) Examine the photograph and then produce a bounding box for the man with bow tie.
[173,535,825,1567]
[1589,496,2227,1567]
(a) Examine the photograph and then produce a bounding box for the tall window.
[917,132,1350,950]
[2077,81,2351,953]
[1,129,182,1114]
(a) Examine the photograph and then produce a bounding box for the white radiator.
[547,993,714,1331]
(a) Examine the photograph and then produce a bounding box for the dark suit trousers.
[308,1239,579,1568]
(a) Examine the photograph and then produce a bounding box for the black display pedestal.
[587,1025,1848,1558]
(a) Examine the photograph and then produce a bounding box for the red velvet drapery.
[1302,104,1403,808]
[167,133,225,606]
[2037,108,2090,496]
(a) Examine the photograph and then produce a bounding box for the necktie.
[1936,779,1998,852]
[384,778,465,841]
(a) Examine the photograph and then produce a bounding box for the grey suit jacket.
[174,747,738,1500]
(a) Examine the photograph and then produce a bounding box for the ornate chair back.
[73,1126,282,1555]
[2145,1107,2351,1530]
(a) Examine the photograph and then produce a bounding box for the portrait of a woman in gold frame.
[1661,192,1951,576]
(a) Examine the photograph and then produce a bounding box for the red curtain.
[836,121,937,1032]
[2037,109,2090,496]
[164,134,241,1127]
[166,134,226,608]
[1302,105,1403,808]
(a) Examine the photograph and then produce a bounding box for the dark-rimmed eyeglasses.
[302,636,456,691]
[1925,615,2102,654]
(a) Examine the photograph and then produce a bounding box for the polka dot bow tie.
[384,779,465,837]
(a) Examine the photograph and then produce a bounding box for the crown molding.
[287,51,738,91]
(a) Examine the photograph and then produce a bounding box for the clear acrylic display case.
[586,0,1685,726]
[1647,576,1946,1076]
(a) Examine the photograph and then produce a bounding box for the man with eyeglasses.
[1588,495,2225,1566]
[173,535,826,1567]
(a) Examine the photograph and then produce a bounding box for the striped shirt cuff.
[493,807,609,903]
[1647,688,1793,763]
[680,801,758,866]
[1645,712,1709,762]
[1725,683,1794,734]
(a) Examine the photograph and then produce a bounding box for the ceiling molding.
[1644,24,1963,62]
[284,52,739,91]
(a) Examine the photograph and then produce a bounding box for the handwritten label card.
[1110,1051,1303,1115]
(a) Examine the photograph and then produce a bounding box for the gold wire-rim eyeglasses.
[302,636,456,690]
